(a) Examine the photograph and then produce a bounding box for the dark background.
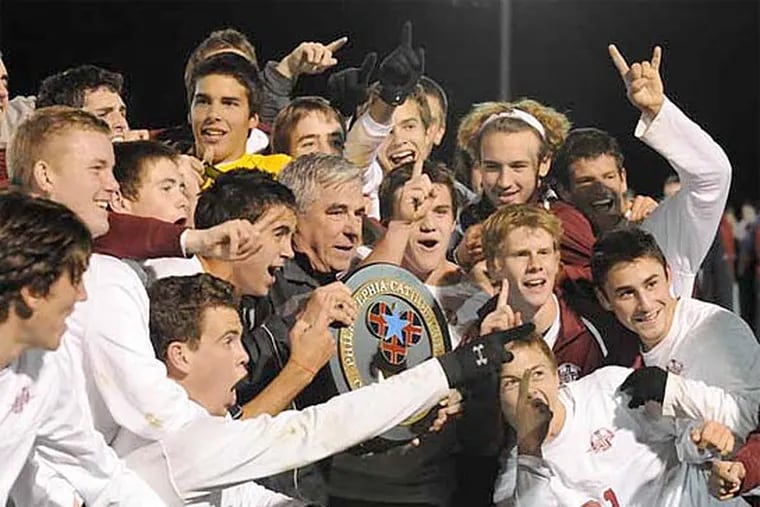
[2,0,758,209]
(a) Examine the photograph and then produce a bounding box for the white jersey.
[638,98,732,298]
[493,366,747,507]
[426,280,490,348]
[2,348,164,506]
[125,359,450,506]
[643,297,760,506]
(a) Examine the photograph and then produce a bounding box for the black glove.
[327,52,378,118]
[377,21,425,106]
[437,323,535,387]
[619,366,668,408]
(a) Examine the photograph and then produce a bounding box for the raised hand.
[278,37,349,80]
[185,209,286,261]
[626,194,659,223]
[327,52,378,118]
[396,157,435,223]
[691,421,735,457]
[289,303,338,378]
[378,21,425,106]
[480,280,523,336]
[709,460,746,500]
[516,368,553,456]
[608,44,665,118]
[454,223,484,269]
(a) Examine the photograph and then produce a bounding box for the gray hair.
[278,153,363,212]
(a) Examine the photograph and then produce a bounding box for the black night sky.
[2,0,758,208]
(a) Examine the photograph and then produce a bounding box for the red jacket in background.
[94,212,185,259]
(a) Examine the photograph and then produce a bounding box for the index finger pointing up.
[608,44,630,77]
[400,21,413,48]
[411,154,424,179]
[651,45,662,72]
[497,279,510,309]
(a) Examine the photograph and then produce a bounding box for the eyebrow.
[273,224,293,234]
[215,329,240,342]
[326,203,348,212]
[296,133,319,144]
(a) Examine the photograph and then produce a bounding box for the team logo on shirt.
[588,428,616,454]
[557,362,582,384]
[667,358,684,375]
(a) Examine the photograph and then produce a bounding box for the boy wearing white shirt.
[0,192,163,506]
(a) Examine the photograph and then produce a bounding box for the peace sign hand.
[609,44,665,118]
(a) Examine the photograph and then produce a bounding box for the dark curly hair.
[0,191,91,322]
[148,273,239,362]
[37,64,124,109]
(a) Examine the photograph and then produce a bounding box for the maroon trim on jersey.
[94,212,186,259]
[734,428,760,496]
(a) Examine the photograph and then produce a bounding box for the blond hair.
[482,203,563,264]
[8,106,110,192]
[457,98,571,163]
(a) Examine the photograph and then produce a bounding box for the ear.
[538,156,552,178]
[109,190,132,214]
[19,286,43,314]
[32,160,55,196]
[165,341,193,376]
[594,286,612,311]
[248,113,259,131]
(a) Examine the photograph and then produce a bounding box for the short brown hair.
[482,203,563,265]
[271,96,345,155]
[148,274,240,362]
[457,99,571,164]
[113,140,179,200]
[8,106,111,192]
[0,191,91,322]
[378,160,460,224]
[506,331,558,369]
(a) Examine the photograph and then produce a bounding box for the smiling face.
[229,205,297,296]
[567,154,628,231]
[22,271,87,351]
[191,74,257,165]
[294,179,365,273]
[479,130,550,208]
[378,98,433,174]
[490,226,560,316]
[399,183,456,281]
[500,341,560,429]
[115,157,190,225]
[597,256,676,350]
[175,306,248,416]
[40,129,118,238]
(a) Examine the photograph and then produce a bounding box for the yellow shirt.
[202,153,292,189]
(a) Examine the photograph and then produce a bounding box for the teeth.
[592,199,613,207]
[95,201,108,209]
[524,280,545,287]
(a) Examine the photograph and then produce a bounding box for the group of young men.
[1,20,758,507]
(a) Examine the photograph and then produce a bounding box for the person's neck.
[516,295,558,334]
[0,320,31,370]
[413,259,461,287]
[293,249,338,285]
[198,256,233,284]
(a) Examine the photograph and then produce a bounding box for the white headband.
[479,109,546,140]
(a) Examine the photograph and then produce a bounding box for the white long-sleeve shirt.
[125,358,450,506]
[343,111,392,219]
[494,366,748,507]
[643,297,760,506]
[638,97,732,298]
[2,348,164,506]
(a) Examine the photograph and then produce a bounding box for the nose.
[282,238,295,259]
[344,214,362,242]
[635,290,654,311]
[526,252,543,272]
[101,167,120,194]
[497,166,514,190]
[419,211,435,231]
[108,112,129,136]
[235,339,250,367]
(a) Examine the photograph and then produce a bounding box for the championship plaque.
[329,263,452,441]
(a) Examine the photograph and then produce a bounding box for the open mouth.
[94,200,109,211]
[633,309,660,324]
[174,217,187,226]
[200,126,228,141]
[333,245,354,255]
[497,190,521,205]
[590,198,616,213]
[389,150,416,167]
[523,279,547,290]
[417,238,439,250]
